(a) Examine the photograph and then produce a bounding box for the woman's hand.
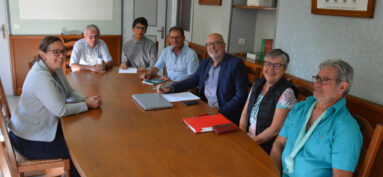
[85,95,102,108]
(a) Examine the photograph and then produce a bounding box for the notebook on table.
[132,93,173,111]
[183,114,236,133]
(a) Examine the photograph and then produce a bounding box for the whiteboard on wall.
[19,0,113,20]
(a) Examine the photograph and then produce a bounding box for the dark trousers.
[9,123,80,177]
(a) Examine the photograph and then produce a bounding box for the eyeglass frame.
[205,41,224,48]
[134,25,147,30]
[47,49,67,56]
[263,60,285,70]
[86,33,100,39]
[169,36,183,41]
[312,75,340,85]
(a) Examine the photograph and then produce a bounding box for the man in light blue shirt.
[70,24,113,73]
[140,27,199,81]
[270,59,362,177]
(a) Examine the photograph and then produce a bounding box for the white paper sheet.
[162,92,200,102]
[119,68,137,74]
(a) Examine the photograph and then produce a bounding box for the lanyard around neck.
[284,101,327,174]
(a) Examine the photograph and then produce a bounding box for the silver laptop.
[132,93,173,111]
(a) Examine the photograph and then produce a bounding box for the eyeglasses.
[86,34,99,39]
[169,36,182,40]
[312,75,339,85]
[134,26,146,30]
[48,49,67,56]
[263,61,285,70]
[205,41,224,47]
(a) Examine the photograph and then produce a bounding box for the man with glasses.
[120,17,157,71]
[140,26,199,81]
[70,24,113,73]
[270,59,362,177]
[157,33,248,125]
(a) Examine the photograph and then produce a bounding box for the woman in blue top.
[8,36,102,177]
[239,49,298,154]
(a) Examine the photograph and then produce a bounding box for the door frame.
[171,0,194,42]
[0,0,14,95]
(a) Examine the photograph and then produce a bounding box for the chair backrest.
[358,124,383,177]
[354,115,374,176]
[59,33,83,73]
[245,62,263,88]
[354,114,383,177]
[188,42,208,61]
[28,54,41,69]
[60,33,83,43]
[0,78,19,176]
[293,84,313,101]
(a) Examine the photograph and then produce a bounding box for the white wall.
[275,0,383,105]
[228,8,256,53]
[254,10,276,52]
[191,0,232,46]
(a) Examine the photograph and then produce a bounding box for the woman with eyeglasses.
[8,36,102,177]
[239,49,298,154]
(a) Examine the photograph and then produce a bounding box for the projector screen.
[19,0,113,20]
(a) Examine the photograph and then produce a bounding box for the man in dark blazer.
[157,33,248,125]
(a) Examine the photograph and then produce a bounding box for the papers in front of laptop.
[161,92,200,102]
[119,67,137,74]
[142,78,166,85]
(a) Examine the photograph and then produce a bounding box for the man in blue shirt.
[270,59,362,177]
[70,24,113,73]
[140,27,199,81]
[157,33,248,125]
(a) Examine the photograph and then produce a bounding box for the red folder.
[183,114,233,133]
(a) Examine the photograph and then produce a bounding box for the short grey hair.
[84,24,100,35]
[319,59,354,95]
[264,49,290,67]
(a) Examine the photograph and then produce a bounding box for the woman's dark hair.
[39,36,62,52]
[36,36,62,60]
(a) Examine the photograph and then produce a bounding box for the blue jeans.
[9,123,80,177]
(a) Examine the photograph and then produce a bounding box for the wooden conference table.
[61,68,280,177]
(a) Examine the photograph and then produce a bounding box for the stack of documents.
[119,68,137,74]
[162,92,200,102]
[142,78,166,85]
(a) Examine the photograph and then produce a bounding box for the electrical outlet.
[13,24,20,29]
[238,38,245,45]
